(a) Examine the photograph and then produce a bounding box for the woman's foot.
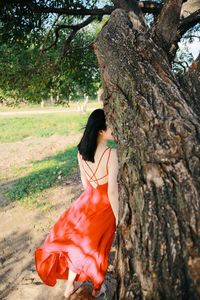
[64,281,82,299]
[92,283,106,298]
[64,282,74,299]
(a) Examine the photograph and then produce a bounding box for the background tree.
[0,8,100,104]
[1,0,200,299]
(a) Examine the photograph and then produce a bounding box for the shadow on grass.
[1,145,78,208]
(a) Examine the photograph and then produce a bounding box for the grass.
[5,140,117,208]
[0,113,89,142]
[0,111,85,207]
[1,106,116,208]
[6,145,78,208]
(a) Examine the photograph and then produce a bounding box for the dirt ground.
[0,134,117,300]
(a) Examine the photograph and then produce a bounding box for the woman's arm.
[77,152,88,190]
[107,149,119,226]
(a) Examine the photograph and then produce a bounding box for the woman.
[35,109,119,298]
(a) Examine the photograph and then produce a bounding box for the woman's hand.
[115,216,119,227]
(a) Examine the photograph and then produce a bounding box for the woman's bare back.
[78,145,112,188]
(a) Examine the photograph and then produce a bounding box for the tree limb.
[178,8,200,38]
[112,0,147,27]
[27,0,164,16]
[59,15,97,30]
[40,15,61,51]
[169,8,200,60]
[138,1,163,15]
[151,0,183,60]
[1,0,164,16]
[174,60,189,72]
[181,0,200,18]
[62,29,78,57]
[26,1,114,16]
[4,0,200,59]
[180,54,200,118]
[182,34,200,40]
[42,15,96,54]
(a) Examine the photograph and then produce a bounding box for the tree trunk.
[94,9,200,300]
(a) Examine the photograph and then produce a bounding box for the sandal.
[92,283,106,298]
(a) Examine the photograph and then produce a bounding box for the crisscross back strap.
[84,147,109,181]
[80,147,111,185]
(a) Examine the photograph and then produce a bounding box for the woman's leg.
[64,269,77,298]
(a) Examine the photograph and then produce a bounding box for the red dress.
[35,147,116,290]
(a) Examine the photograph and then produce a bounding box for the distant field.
[0,109,90,205]
[0,99,102,111]
[0,100,102,142]
[0,113,91,142]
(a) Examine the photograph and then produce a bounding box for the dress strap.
[87,147,110,181]
[79,153,99,184]
[84,160,99,184]
[79,147,110,185]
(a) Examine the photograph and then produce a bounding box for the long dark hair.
[77,109,107,162]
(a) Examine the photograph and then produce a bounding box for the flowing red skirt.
[35,182,116,289]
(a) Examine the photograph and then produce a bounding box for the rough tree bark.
[94,3,200,300]
[181,54,200,118]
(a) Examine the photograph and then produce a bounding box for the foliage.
[173,43,194,74]
[173,24,200,74]
[0,0,199,103]
[0,4,100,104]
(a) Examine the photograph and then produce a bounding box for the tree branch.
[27,1,114,16]
[181,0,200,18]
[151,0,183,60]
[168,8,200,60]
[182,34,200,40]
[138,1,163,15]
[59,15,97,30]
[41,15,96,54]
[178,8,200,38]
[180,54,200,118]
[40,15,61,51]
[2,0,164,16]
[62,29,78,57]
[174,59,189,72]
[112,0,147,27]
[28,0,164,16]
[62,15,97,57]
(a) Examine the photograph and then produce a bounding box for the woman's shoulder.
[102,146,117,158]
[108,147,118,162]
[108,147,117,154]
